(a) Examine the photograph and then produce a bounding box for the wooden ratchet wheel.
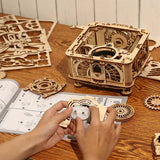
[109,103,135,122]
[144,95,160,110]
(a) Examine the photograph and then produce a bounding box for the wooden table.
[0,20,160,160]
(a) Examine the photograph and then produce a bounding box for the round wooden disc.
[109,103,135,122]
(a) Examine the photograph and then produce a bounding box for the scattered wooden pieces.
[140,60,160,81]
[0,15,52,71]
[24,77,66,98]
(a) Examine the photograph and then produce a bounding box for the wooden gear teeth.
[109,103,135,122]
[24,77,66,98]
[144,95,160,110]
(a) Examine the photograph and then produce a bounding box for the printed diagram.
[0,15,51,71]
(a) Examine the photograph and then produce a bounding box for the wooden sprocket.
[110,103,135,122]
[24,77,65,98]
[144,95,160,110]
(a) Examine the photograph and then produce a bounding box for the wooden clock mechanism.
[65,22,150,95]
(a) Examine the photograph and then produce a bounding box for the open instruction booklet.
[0,79,127,136]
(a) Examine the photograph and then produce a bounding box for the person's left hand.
[29,101,75,152]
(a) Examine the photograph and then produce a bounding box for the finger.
[68,119,76,134]
[54,106,73,124]
[76,117,85,139]
[105,107,117,125]
[54,101,68,112]
[115,123,121,136]
[90,106,100,124]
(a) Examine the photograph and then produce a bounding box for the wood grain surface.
[0,19,160,160]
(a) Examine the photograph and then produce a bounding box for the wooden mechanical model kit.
[0,12,160,159]
[66,22,150,95]
[153,133,160,160]
[0,15,52,71]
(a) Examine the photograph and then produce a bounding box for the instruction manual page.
[0,79,128,135]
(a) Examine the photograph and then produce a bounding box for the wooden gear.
[109,103,135,122]
[144,95,160,110]
[66,22,150,95]
[24,77,66,98]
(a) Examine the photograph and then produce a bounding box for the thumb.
[76,117,85,139]
[55,106,73,124]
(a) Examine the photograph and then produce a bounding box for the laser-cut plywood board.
[0,15,52,71]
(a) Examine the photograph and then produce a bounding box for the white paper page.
[1,91,127,134]
[0,79,19,106]
[0,109,43,134]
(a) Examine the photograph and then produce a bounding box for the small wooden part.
[0,71,7,79]
[109,103,135,122]
[144,95,160,111]
[60,96,107,128]
[70,25,85,29]
[66,22,150,95]
[24,77,66,98]
[46,21,57,40]
[153,133,160,160]
[140,60,160,81]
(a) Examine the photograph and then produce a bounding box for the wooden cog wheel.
[24,77,65,98]
[144,95,160,110]
[109,103,135,122]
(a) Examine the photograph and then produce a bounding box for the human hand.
[30,101,76,152]
[76,106,121,160]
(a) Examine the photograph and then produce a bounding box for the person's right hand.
[76,106,121,160]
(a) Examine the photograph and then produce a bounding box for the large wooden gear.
[144,95,160,110]
[24,77,65,98]
[66,22,150,95]
[109,103,135,122]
